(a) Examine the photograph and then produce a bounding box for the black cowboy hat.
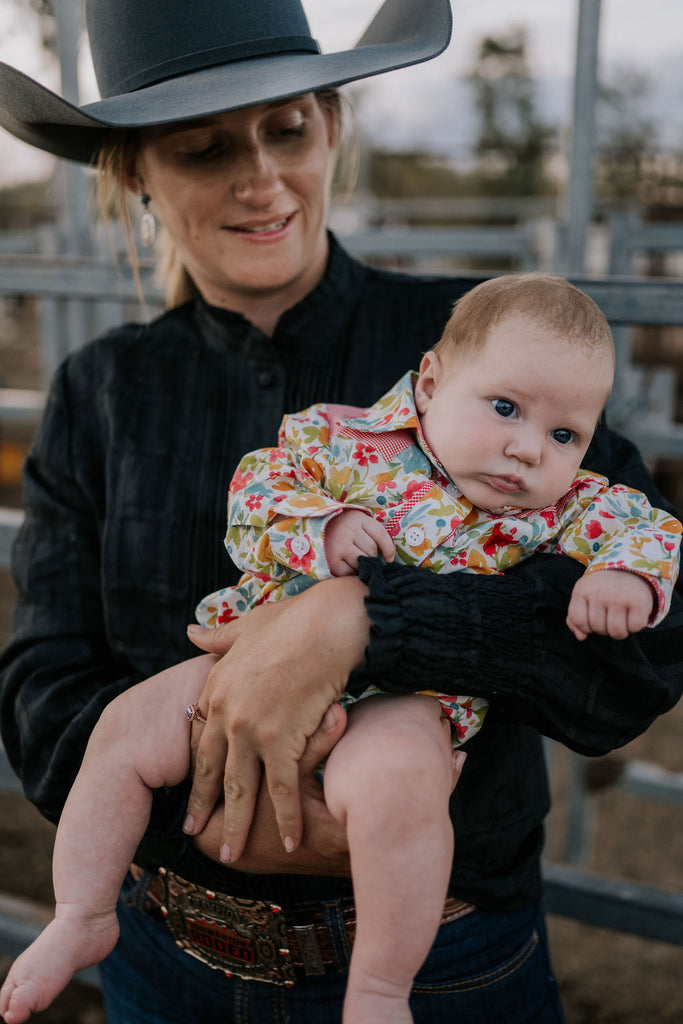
[0,0,452,165]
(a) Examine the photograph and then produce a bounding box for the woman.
[0,2,681,1022]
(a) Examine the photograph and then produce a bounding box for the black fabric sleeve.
[0,363,139,823]
[350,420,683,757]
[352,553,682,756]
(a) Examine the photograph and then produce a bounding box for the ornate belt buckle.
[158,870,297,986]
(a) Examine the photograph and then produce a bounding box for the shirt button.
[258,370,275,388]
[405,526,425,547]
[290,536,311,556]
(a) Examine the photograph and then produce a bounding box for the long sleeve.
[223,400,392,586]
[225,409,347,584]
[194,437,347,625]
[355,552,682,756]
[352,424,683,758]
[0,306,251,829]
[554,477,681,625]
[0,362,141,823]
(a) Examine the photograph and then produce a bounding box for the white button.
[290,536,311,556]
[405,526,425,547]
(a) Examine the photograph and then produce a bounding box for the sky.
[0,0,682,186]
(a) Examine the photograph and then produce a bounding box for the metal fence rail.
[543,864,683,946]
[608,211,683,276]
[0,253,159,303]
[338,224,540,269]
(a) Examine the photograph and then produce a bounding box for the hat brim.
[0,0,452,164]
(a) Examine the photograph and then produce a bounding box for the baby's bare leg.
[0,654,215,1024]
[324,694,458,1024]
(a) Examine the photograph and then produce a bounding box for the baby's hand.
[566,569,655,641]
[324,510,394,576]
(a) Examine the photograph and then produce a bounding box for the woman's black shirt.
[1,235,681,910]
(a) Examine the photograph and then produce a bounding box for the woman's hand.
[183,576,370,864]
[192,703,351,876]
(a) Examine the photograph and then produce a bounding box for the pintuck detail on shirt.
[2,234,682,911]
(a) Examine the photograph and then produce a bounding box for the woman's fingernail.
[283,835,295,853]
[453,751,467,772]
[220,844,232,863]
[186,624,205,636]
[182,814,194,834]
[322,706,337,730]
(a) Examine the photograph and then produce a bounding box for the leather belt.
[130,863,475,986]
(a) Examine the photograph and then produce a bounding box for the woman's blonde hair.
[95,88,356,309]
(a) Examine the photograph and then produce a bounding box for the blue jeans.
[99,875,565,1023]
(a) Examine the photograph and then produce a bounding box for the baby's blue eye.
[492,398,517,418]
[552,428,574,445]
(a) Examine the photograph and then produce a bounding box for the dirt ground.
[0,297,681,1021]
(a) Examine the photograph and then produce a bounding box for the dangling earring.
[139,192,157,248]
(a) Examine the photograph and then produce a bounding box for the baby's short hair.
[434,273,614,365]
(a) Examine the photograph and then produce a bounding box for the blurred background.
[0,2,681,1021]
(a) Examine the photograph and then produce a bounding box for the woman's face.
[132,94,337,324]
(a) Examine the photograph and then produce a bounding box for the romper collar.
[340,370,452,484]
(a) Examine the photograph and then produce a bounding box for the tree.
[595,67,657,202]
[467,29,555,196]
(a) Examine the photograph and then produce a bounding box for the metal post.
[563,0,602,274]
[54,0,89,240]
[54,0,93,356]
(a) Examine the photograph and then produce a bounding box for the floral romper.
[197,371,681,746]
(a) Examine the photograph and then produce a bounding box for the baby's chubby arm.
[324,510,395,577]
[566,569,655,641]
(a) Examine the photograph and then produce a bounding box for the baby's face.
[415,314,613,512]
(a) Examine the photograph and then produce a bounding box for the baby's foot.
[0,909,119,1023]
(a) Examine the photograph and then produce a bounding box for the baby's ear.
[414,351,442,413]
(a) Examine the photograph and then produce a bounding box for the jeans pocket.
[412,926,539,996]
[410,909,564,1024]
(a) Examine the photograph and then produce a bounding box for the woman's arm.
[350,419,683,753]
[353,551,682,754]
[0,365,140,822]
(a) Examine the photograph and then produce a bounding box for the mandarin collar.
[192,232,367,351]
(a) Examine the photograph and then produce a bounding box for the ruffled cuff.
[347,555,547,699]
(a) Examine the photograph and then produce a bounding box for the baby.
[2,274,680,1024]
